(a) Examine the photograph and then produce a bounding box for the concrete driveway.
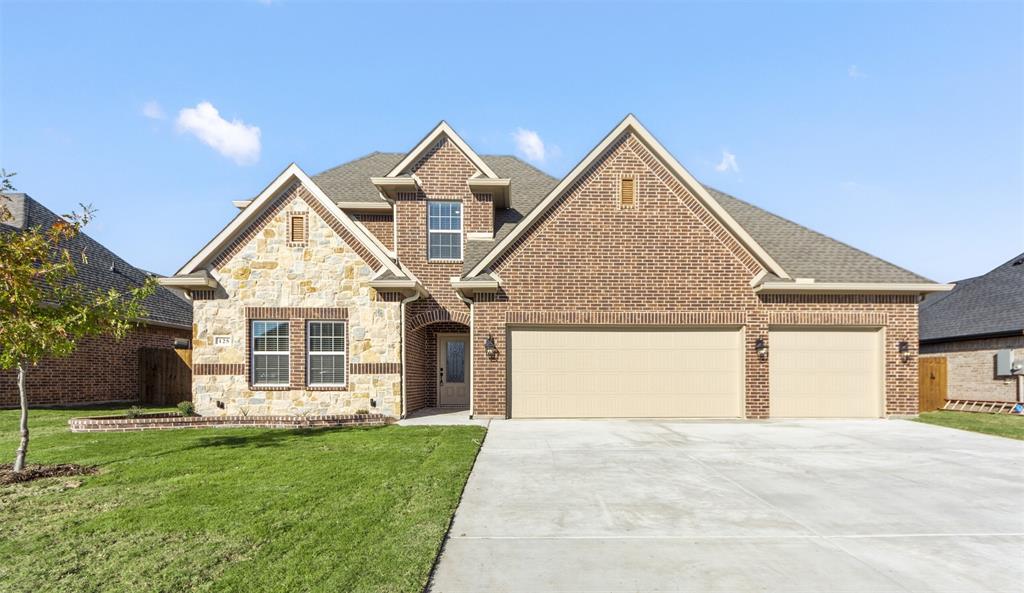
[429,419,1024,593]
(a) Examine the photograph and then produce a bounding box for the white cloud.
[715,150,739,173]
[848,65,866,78]
[176,101,261,165]
[142,100,165,120]
[512,128,547,162]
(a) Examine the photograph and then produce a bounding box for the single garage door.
[769,328,883,418]
[510,327,743,418]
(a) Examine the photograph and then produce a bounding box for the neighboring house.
[920,253,1024,402]
[161,115,951,420]
[0,193,193,407]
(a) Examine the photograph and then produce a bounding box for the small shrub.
[125,406,145,419]
[354,408,370,415]
[177,401,195,417]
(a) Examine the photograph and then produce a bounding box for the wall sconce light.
[898,341,911,363]
[755,338,768,360]
[484,336,498,360]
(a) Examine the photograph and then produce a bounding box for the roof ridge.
[483,154,558,181]
[312,151,402,177]
[706,185,932,283]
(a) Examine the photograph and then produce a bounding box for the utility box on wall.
[995,349,1020,376]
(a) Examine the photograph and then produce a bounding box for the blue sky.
[2,1,1022,281]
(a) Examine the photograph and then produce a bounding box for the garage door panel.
[770,328,882,418]
[510,328,742,418]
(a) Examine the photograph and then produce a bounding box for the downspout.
[400,289,422,418]
[455,288,474,418]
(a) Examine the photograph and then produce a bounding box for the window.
[620,177,636,208]
[427,201,462,260]
[289,213,307,244]
[251,321,289,386]
[307,321,346,386]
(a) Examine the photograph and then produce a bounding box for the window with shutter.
[620,177,636,208]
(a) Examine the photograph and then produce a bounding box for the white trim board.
[465,114,790,280]
[385,121,498,180]
[177,163,402,277]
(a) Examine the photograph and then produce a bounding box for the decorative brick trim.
[767,312,887,326]
[286,210,308,247]
[395,191,424,201]
[409,309,471,330]
[193,363,244,376]
[209,183,382,271]
[505,310,747,326]
[244,307,348,320]
[191,290,216,300]
[374,291,405,302]
[68,413,394,433]
[350,363,401,375]
[761,293,918,305]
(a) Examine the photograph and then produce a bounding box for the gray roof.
[708,188,932,284]
[1,193,193,328]
[311,151,930,284]
[920,253,1024,342]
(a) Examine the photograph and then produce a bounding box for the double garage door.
[509,327,882,419]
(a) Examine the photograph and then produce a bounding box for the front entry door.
[437,334,469,408]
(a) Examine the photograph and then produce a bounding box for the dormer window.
[427,201,462,261]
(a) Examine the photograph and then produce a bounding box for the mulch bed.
[0,463,98,485]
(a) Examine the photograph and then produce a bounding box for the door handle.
[439,367,444,386]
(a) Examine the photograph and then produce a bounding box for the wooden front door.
[919,357,948,412]
[437,334,470,408]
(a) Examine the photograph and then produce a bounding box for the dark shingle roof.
[310,150,931,285]
[1,193,193,328]
[708,188,932,284]
[920,253,1024,342]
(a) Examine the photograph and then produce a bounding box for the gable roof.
[1,193,192,329]
[177,163,403,277]
[464,115,790,279]
[384,121,498,179]
[920,252,1024,342]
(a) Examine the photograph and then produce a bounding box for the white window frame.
[251,320,290,387]
[427,200,463,261]
[307,320,347,387]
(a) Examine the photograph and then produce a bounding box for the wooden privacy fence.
[139,348,192,405]
[919,356,948,412]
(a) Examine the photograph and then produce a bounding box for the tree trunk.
[13,362,29,472]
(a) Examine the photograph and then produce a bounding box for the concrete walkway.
[429,419,1024,593]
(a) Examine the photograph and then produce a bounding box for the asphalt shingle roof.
[919,253,1024,342]
[311,150,931,285]
[1,193,193,328]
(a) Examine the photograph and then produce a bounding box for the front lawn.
[0,406,485,593]
[914,410,1024,441]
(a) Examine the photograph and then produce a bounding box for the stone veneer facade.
[191,183,402,417]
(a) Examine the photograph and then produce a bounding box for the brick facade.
[921,335,1024,402]
[469,132,920,418]
[0,324,189,408]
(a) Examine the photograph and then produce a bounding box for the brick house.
[161,116,951,419]
[920,252,1024,402]
[1,194,193,407]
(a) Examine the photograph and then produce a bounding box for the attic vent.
[289,213,307,245]
[619,177,636,208]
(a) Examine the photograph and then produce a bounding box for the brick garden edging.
[68,413,394,433]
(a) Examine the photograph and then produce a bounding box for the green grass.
[0,406,485,593]
[914,410,1024,440]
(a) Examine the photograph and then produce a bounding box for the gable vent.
[289,213,307,244]
[620,177,636,208]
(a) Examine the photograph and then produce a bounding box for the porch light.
[484,336,498,360]
[755,338,768,360]
[898,341,911,363]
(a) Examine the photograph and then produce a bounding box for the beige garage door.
[769,328,883,418]
[510,327,743,418]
